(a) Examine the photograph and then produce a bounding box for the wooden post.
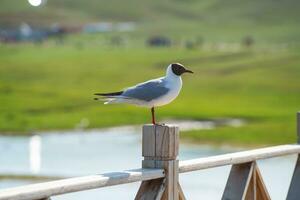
[135,125,185,200]
[287,112,300,200]
[222,162,270,200]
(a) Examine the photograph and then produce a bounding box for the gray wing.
[122,78,169,102]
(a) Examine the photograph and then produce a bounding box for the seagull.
[94,63,193,125]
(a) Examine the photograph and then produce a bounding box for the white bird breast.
[148,76,182,107]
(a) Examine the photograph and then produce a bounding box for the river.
[0,126,296,199]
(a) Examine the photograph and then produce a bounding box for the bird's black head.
[171,63,193,76]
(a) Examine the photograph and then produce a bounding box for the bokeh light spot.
[28,0,42,7]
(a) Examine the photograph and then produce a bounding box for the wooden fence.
[0,112,300,200]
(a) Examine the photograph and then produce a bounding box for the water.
[0,127,297,199]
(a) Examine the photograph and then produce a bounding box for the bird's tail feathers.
[94,91,123,97]
[94,93,134,105]
[94,91,125,104]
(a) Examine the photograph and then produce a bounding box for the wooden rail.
[0,112,300,200]
[0,169,164,200]
[179,144,300,173]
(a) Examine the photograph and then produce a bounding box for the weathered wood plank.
[286,112,300,200]
[222,162,254,200]
[138,124,180,200]
[244,170,255,200]
[287,154,300,200]
[179,144,300,173]
[0,168,164,200]
[178,182,186,200]
[4,119,300,200]
[135,178,165,200]
[143,125,179,160]
[222,162,270,200]
[159,160,179,200]
[142,160,180,200]
[2,143,299,200]
[255,166,271,200]
[142,125,156,157]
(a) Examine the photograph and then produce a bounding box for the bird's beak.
[184,69,194,74]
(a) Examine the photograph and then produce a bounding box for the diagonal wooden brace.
[287,154,300,200]
[286,112,300,200]
[222,161,270,200]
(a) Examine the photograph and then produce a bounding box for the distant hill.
[1,0,300,43]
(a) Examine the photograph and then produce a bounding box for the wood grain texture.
[222,162,270,200]
[283,112,300,200]
[135,178,165,200]
[142,160,178,198]
[179,144,300,173]
[222,162,254,200]
[287,154,300,200]
[159,161,179,200]
[142,125,179,160]
[178,182,186,200]
[4,122,298,200]
[142,125,156,157]
[138,124,180,200]
[0,168,165,200]
[244,172,255,200]
[255,165,271,200]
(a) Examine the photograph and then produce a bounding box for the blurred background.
[0,0,300,199]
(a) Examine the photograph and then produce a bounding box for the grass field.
[1,0,300,145]
[0,37,299,145]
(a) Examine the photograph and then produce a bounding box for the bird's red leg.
[151,107,156,125]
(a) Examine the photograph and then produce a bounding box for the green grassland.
[0,38,299,145]
[1,0,300,145]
